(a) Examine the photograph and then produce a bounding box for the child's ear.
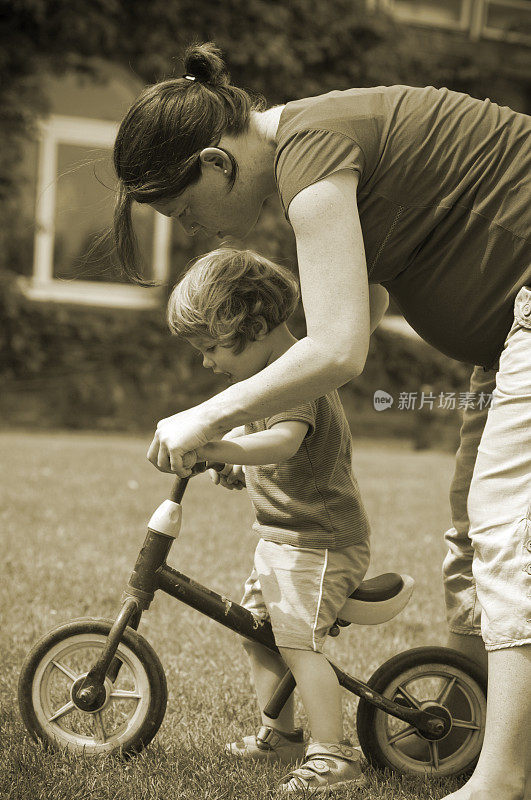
[253,317,269,339]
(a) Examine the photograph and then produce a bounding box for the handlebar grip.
[169,462,225,504]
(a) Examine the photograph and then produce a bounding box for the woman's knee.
[470,511,531,649]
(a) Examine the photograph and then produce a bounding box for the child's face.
[188,335,270,383]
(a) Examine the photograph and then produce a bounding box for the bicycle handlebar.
[169,462,225,504]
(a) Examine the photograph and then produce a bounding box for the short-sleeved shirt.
[275,85,531,368]
[244,390,370,549]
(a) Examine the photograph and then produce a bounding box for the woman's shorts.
[240,537,370,652]
[443,285,531,650]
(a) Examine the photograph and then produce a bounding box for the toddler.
[167,247,371,794]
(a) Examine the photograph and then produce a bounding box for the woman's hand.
[147,406,221,476]
[208,463,246,490]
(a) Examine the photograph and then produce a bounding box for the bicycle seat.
[337,573,414,626]
[349,573,404,602]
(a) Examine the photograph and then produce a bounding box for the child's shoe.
[225,725,305,762]
[279,740,367,794]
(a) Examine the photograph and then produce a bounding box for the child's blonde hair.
[167,248,299,352]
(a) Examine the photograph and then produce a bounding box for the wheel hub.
[71,674,111,713]
[416,702,453,740]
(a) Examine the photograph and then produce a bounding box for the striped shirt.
[244,390,370,549]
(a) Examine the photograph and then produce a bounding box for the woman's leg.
[442,289,531,800]
[406,365,493,767]
[453,646,530,800]
[442,363,497,672]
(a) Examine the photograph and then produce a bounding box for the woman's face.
[151,159,264,240]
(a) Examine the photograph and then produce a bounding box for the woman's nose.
[203,354,214,368]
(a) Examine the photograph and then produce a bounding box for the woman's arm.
[148,170,369,475]
[197,420,309,465]
[369,285,389,333]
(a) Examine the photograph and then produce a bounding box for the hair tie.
[183,74,197,82]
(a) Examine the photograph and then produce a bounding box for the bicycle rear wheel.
[356,646,487,777]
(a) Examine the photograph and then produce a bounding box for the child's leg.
[254,541,369,791]
[278,647,342,742]
[276,647,365,794]
[253,538,369,744]
[239,554,297,734]
[242,639,296,733]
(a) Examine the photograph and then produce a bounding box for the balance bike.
[18,463,487,777]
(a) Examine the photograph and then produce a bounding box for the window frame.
[21,114,171,308]
[375,0,474,32]
[475,0,531,45]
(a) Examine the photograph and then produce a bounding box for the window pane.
[485,1,531,38]
[53,143,155,283]
[392,0,465,26]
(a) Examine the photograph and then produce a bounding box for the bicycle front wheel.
[18,617,167,755]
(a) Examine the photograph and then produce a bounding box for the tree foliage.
[2,0,526,197]
[2,0,523,435]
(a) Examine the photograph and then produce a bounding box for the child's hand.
[207,462,246,490]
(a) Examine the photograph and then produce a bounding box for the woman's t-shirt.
[275,85,530,368]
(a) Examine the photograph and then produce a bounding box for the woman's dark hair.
[113,42,265,282]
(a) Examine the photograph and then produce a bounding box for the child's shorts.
[240,537,370,652]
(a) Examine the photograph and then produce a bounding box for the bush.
[0,269,224,430]
[0,269,471,448]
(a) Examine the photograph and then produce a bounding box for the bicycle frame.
[73,469,450,742]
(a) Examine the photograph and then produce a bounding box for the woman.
[113,43,530,799]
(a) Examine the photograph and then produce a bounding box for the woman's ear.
[199,147,233,177]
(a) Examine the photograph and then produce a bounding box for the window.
[23,115,172,308]
[481,0,531,44]
[371,0,531,42]
[377,0,473,31]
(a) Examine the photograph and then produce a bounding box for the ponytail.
[113,183,153,287]
[183,42,231,87]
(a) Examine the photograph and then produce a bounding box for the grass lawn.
[0,429,466,800]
